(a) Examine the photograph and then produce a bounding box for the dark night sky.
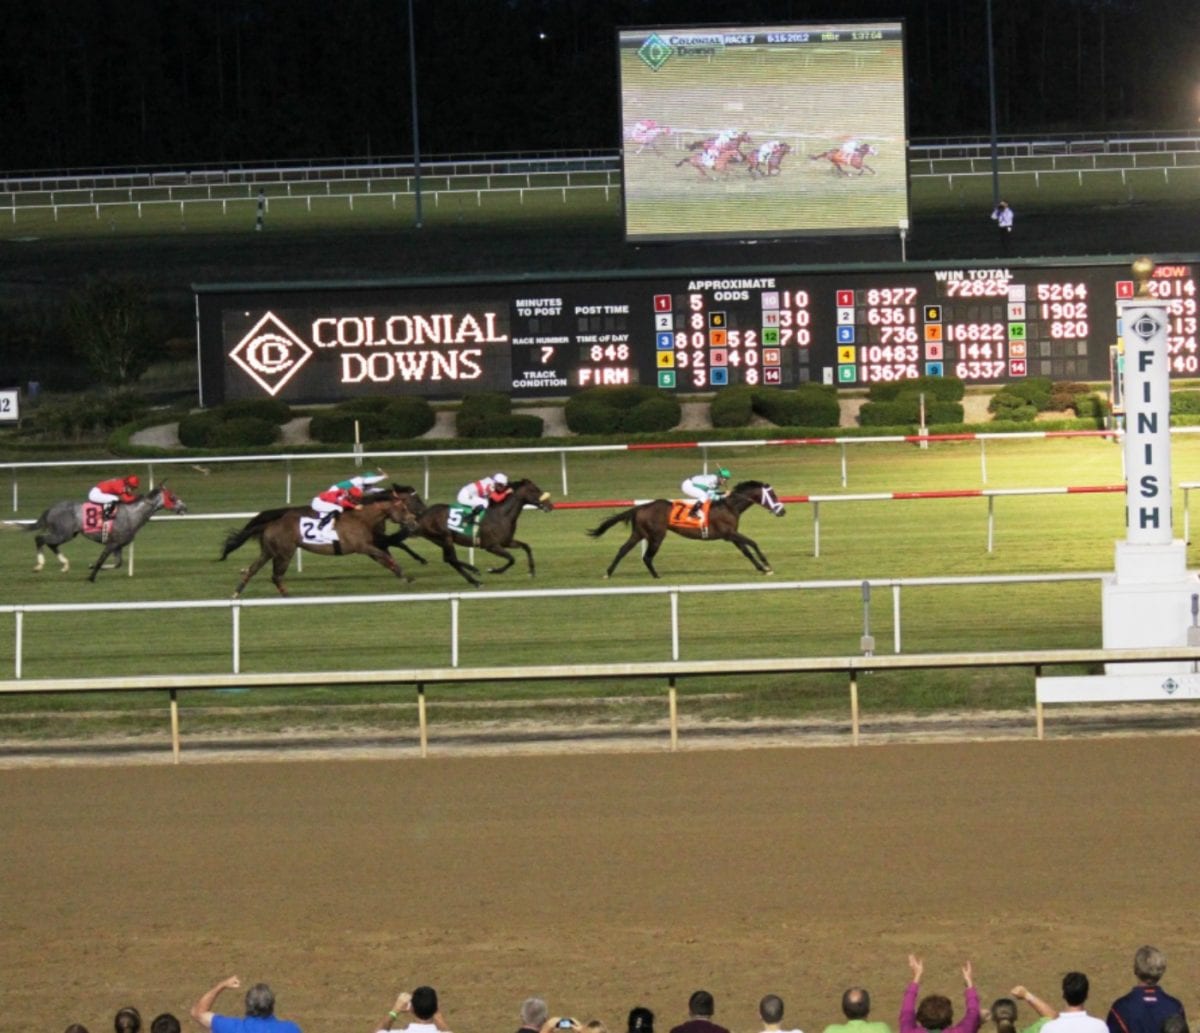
[2,0,1199,171]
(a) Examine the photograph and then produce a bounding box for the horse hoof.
[763,567,774,575]
[404,576,414,584]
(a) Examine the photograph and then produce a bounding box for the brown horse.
[587,480,785,579]
[219,486,423,597]
[386,478,553,587]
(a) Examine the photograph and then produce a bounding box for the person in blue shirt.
[191,975,302,1033]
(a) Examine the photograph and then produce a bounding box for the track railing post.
[450,597,460,667]
[169,688,181,764]
[14,607,23,678]
[849,670,860,745]
[668,683,678,752]
[418,683,428,758]
[231,602,241,674]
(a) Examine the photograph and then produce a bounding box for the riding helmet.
[493,472,509,486]
[127,474,140,488]
[718,467,731,478]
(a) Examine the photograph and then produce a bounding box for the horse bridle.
[759,485,785,516]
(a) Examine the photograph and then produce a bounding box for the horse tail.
[587,507,637,538]
[219,520,264,560]
[19,510,49,533]
[675,157,690,167]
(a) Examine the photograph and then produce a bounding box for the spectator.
[992,989,1058,1033]
[64,1026,90,1033]
[1107,947,1186,1033]
[990,201,1014,254]
[151,1017,182,1033]
[900,955,981,1033]
[518,999,550,1033]
[586,1022,610,1033]
[628,1008,655,1033]
[670,991,731,1033]
[375,986,448,1033]
[1040,973,1107,1033]
[758,994,803,1033]
[190,974,301,1033]
[115,1008,142,1033]
[823,988,892,1033]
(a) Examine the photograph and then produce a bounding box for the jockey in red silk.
[312,483,364,529]
[89,474,140,519]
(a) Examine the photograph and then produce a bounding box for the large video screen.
[618,22,909,242]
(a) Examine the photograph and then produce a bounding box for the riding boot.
[689,501,702,519]
[318,511,334,530]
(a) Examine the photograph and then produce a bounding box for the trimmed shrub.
[377,396,436,438]
[465,413,545,439]
[309,411,372,443]
[178,412,222,447]
[564,387,680,434]
[27,391,149,440]
[927,401,965,423]
[1073,394,1110,419]
[564,399,621,435]
[1003,376,1054,410]
[216,398,292,424]
[623,394,682,433]
[207,416,280,448]
[857,390,963,427]
[988,391,1039,422]
[456,392,513,437]
[710,387,755,428]
[752,385,840,427]
[867,376,964,403]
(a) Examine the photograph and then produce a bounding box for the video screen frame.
[617,21,911,243]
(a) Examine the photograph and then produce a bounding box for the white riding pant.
[89,488,119,505]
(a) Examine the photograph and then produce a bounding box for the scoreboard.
[195,259,1199,405]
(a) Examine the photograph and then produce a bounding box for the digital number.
[589,344,630,362]
[866,306,916,325]
[541,346,555,363]
[1148,278,1197,299]
[1050,320,1089,339]
[861,344,919,363]
[1040,302,1088,320]
[955,360,1008,379]
[866,287,918,305]
[861,364,919,382]
[689,293,704,311]
[958,342,1005,360]
[880,326,918,344]
[1171,354,1200,374]
[945,279,1010,298]
[1036,282,1088,301]
[946,323,1005,342]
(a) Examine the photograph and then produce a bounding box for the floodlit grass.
[0,436,1189,743]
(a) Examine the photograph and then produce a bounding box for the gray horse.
[29,483,188,580]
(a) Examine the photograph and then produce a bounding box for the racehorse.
[219,486,424,597]
[29,483,188,581]
[747,141,792,178]
[587,480,785,579]
[628,119,672,155]
[811,142,878,177]
[385,478,553,588]
[677,131,753,179]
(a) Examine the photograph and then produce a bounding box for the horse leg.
[105,546,123,570]
[728,532,773,574]
[363,546,414,584]
[381,530,428,564]
[604,531,644,579]
[269,552,292,596]
[441,541,482,587]
[508,538,536,576]
[641,531,667,579]
[87,545,114,582]
[484,546,516,575]
[233,550,271,598]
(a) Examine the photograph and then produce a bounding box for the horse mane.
[732,479,766,493]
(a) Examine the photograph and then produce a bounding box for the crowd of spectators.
[60,946,1188,1033]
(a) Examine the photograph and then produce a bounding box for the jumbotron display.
[195,260,1198,404]
[617,21,909,241]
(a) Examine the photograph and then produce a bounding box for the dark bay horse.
[29,483,188,581]
[219,486,423,597]
[587,480,785,579]
[386,478,553,587]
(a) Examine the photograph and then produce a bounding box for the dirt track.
[3,733,1199,1033]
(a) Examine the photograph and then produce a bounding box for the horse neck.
[724,492,756,515]
[125,496,159,523]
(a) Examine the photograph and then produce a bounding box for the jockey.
[312,484,364,529]
[89,474,140,520]
[681,467,731,518]
[457,472,510,517]
[755,140,781,164]
[713,128,741,149]
[838,138,860,159]
[332,470,386,495]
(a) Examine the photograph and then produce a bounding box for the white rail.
[0,572,1108,682]
[9,426,1194,513]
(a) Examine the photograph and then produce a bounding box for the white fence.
[7,426,1187,513]
[0,572,1110,680]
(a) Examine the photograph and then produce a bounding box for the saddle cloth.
[299,516,339,544]
[668,500,711,531]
